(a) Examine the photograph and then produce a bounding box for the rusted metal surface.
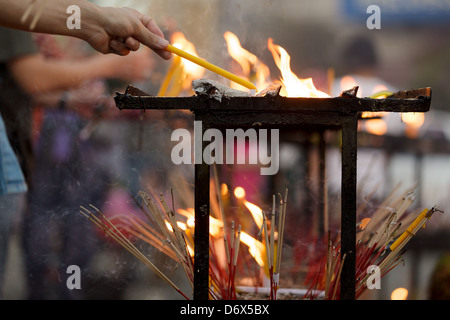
[340,117,358,300]
[115,85,431,300]
[115,89,431,115]
[194,133,210,300]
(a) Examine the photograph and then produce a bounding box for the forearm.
[9,54,116,94]
[0,0,101,39]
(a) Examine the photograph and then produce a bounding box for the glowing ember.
[391,287,408,300]
[359,217,371,230]
[267,38,329,98]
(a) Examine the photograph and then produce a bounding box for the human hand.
[85,6,171,60]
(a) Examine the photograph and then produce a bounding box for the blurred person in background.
[0,0,175,299]
[0,26,156,299]
[332,34,402,136]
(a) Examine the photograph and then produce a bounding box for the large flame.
[171,32,205,90]
[224,31,270,91]
[267,38,329,98]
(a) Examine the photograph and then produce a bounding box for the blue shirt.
[0,114,27,195]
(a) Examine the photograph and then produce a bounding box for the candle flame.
[391,287,408,300]
[267,38,329,98]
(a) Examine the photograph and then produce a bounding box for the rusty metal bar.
[318,129,328,236]
[340,116,358,300]
[194,119,210,300]
[115,89,431,114]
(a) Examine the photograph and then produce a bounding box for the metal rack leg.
[340,118,357,300]
[194,123,210,300]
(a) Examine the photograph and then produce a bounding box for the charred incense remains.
[113,80,431,300]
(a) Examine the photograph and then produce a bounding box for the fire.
[224,31,270,90]
[220,183,229,197]
[177,207,223,237]
[170,32,205,90]
[391,287,408,300]
[239,231,266,267]
[243,200,263,229]
[267,38,329,98]
[359,217,371,230]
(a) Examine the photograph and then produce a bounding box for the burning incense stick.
[166,44,257,92]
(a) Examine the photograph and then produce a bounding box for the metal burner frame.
[115,86,431,300]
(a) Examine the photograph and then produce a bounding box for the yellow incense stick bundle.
[389,208,428,251]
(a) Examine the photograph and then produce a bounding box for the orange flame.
[267,38,329,98]
[177,208,223,237]
[224,31,270,91]
[243,200,264,229]
[359,217,371,230]
[240,231,265,267]
[171,32,205,90]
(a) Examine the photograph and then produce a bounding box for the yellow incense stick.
[389,208,428,251]
[166,44,257,91]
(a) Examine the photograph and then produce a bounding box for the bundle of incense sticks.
[258,189,288,300]
[80,202,191,300]
[81,178,289,300]
[304,186,442,300]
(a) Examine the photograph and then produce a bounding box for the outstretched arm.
[0,0,171,59]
